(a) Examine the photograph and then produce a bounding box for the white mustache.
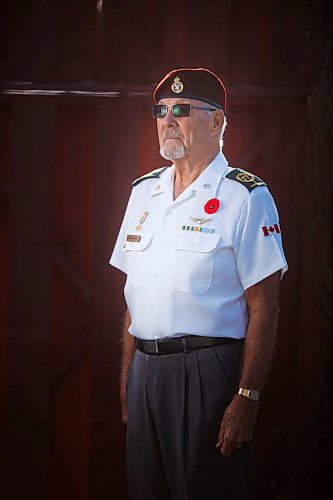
[163,131,182,140]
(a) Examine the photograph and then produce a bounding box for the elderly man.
[110,68,287,500]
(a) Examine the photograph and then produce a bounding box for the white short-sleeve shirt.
[110,152,288,340]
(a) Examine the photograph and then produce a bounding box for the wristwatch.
[237,387,259,401]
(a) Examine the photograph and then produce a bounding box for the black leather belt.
[134,336,243,355]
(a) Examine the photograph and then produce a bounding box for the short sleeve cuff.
[241,260,288,290]
[109,254,127,274]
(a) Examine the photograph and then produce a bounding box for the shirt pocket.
[171,232,220,292]
[122,232,153,289]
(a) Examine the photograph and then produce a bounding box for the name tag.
[126,234,141,242]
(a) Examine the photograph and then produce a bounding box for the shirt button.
[149,304,154,310]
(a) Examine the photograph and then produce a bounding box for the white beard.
[160,142,185,160]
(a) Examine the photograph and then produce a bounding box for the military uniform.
[110,152,287,499]
[110,152,287,340]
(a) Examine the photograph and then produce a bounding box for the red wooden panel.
[2,97,54,499]
[102,0,154,83]
[50,352,92,500]
[0,103,9,463]
[138,101,168,176]
[224,103,264,173]
[0,1,330,499]
[54,103,96,286]
[51,265,90,372]
[0,103,11,183]
[51,101,96,498]
[89,98,144,499]
[0,209,9,471]
[57,0,96,80]
[0,0,96,81]
[0,104,10,415]
[185,0,232,72]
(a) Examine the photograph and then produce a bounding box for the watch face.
[249,390,259,401]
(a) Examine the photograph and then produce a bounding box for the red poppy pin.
[204,198,220,214]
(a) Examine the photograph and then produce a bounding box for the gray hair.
[202,108,227,149]
[220,114,227,149]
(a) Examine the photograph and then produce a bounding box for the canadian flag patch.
[262,224,281,236]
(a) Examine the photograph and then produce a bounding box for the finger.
[221,440,239,456]
[220,430,242,455]
[221,440,233,456]
[215,424,225,448]
[219,431,235,455]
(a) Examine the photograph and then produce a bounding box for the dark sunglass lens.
[152,105,167,118]
[180,104,191,116]
[158,105,168,118]
[173,104,190,117]
[172,105,182,117]
[152,105,158,118]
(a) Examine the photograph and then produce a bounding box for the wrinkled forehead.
[157,97,210,107]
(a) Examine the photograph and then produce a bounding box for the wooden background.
[0,0,332,499]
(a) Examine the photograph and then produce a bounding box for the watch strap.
[238,387,259,401]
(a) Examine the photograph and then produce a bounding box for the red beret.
[153,67,226,113]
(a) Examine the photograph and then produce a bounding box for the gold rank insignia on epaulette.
[132,166,169,187]
[225,168,267,192]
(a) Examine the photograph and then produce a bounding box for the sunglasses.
[152,103,217,118]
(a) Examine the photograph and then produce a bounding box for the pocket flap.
[174,231,220,253]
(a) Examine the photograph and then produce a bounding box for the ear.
[211,110,224,136]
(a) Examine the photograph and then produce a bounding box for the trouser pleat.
[126,342,256,500]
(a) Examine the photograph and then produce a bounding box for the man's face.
[156,98,214,161]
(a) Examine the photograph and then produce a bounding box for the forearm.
[217,272,281,454]
[120,309,135,395]
[238,299,279,393]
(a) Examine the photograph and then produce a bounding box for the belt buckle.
[181,337,188,353]
[152,339,159,354]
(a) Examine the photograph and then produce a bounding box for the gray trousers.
[126,341,256,500]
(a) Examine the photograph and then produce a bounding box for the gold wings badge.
[190,217,213,225]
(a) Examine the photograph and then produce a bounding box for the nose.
[162,108,178,126]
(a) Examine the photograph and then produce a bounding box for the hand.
[216,395,258,456]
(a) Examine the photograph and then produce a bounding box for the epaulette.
[225,168,267,192]
[132,166,169,187]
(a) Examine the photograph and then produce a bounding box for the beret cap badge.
[171,76,184,94]
[154,68,227,112]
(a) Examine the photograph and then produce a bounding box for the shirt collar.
[149,164,175,198]
[191,152,228,197]
[149,151,228,199]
